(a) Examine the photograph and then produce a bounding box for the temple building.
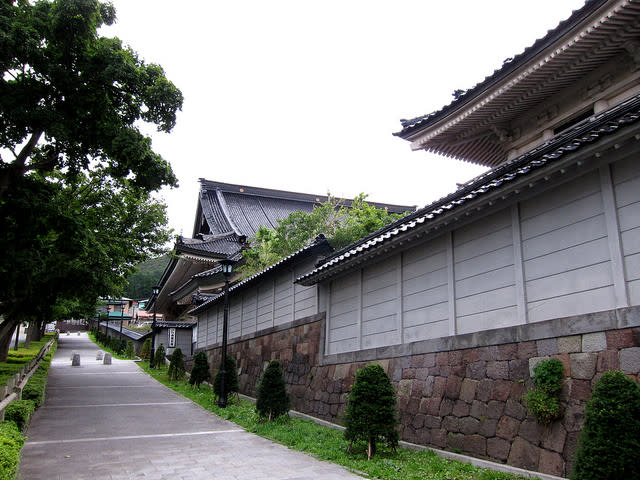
[151,179,413,321]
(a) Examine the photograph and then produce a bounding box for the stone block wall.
[196,309,640,478]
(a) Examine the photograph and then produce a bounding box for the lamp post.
[217,259,234,408]
[149,285,160,368]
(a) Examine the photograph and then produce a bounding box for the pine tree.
[213,356,239,399]
[153,344,166,369]
[571,370,640,480]
[189,351,211,388]
[140,338,152,360]
[125,341,134,359]
[167,348,185,381]
[344,364,398,460]
[256,360,290,421]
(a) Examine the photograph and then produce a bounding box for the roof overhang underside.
[398,0,640,167]
[299,95,640,285]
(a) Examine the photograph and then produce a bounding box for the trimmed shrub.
[167,348,185,381]
[118,338,127,355]
[571,370,640,480]
[524,358,564,424]
[140,338,152,360]
[0,421,24,480]
[344,364,398,460]
[213,356,239,400]
[153,344,166,368]
[189,352,210,388]
[125,341,135,359]
[22,372,47,407]
[256,360,289,421]
[5,399,36,432]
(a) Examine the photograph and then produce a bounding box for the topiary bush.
[571,370,640,480]
[118,338,127,355]
[256,359,289,421]
[213,356,239,400]
[125,341,135,359]
[140,338,152,360]
[0,420,24,480]
[344,364,398,460]
[153,344,166,369]
[167,348,185,381]
[189,351,211,388]
[524,358,564,424]
[5,399,36,432]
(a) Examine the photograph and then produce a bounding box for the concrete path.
[19,333,364,480]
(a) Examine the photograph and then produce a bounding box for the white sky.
[103,0,587,237]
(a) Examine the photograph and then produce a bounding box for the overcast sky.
[103,0,587,237]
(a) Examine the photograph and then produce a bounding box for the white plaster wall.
[521,170,615,322]
[402,236,449,343]
[454,209,517,333]
[323,158,639,355]
[196,262,318,349]
[613,155,640,304]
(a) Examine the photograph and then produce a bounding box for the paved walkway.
[19,333,364,480]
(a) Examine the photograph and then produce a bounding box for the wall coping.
[322,305,640,365]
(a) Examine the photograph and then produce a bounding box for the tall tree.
[0,0,182,194]
[0,0,182,359]
[0,172,171,360]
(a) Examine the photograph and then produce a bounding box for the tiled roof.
[100,322,151,341]
[189,235,333,315]
[154,321,196,329]
[195,179,415,239]
[298,94,640,285]
[395,0,607,136]
[177,233,243,257]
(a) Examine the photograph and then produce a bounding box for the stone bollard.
[66,332,70,336]
[103,353,112,365]
[77,332,81,336]
[96,351,104,360]
[70,351,78,361]
[72,353,81,367]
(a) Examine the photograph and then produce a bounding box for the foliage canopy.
[241,194,406,277]
[0,0,181,360]
[0,0,182,192]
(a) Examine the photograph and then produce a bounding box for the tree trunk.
[24,320,42,347]
[367,437,376,460]
[0,321,18,362]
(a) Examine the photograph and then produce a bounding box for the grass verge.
[138,363,538,480]
[87,331,130,360]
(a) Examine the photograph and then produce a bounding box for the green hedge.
[0,421,24,480]
[4,399,36,432]
[22,360,51,407]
